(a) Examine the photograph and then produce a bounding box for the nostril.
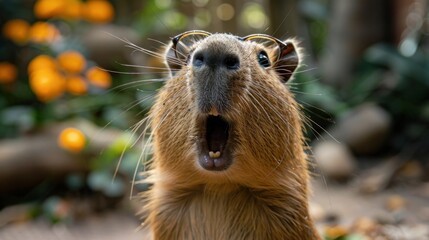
[193,51,239,70]
[193,52,205,67]
[224,55,240,70]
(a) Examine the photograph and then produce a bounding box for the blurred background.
[0,0,428,239]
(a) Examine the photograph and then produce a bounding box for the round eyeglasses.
[171,30,290,65]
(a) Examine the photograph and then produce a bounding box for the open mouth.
[197,114,232,171]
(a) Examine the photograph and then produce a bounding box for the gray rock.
[312,141,357,180]
[331,103,391,155]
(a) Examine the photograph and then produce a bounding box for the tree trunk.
[320,0,390,89]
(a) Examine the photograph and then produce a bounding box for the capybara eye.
[257,50,270,68]
[193,52,204,67]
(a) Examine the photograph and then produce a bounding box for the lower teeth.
[209,151,221,158]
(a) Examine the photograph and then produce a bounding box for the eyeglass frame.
[171,30,289,64]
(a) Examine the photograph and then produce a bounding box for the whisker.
[293,67,318,74]
[103,31,164,59]
[286,78,320,86]
[148,38,170,47]
[113,117,148,180]
[303,113,339,143]
[289,90,323,96]
[109,78,165,92]
[117,63,171,71]
[298,100,335,124]
[130,105,177,198]
[111,92,158,180]
[124,44,165,60]
[97,66,167,76]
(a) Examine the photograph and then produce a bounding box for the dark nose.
[193,49,240,70]
[192,46,239,115]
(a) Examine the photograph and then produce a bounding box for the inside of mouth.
[206,115,229,154]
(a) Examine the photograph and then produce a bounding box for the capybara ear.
[164,43,183,77]
[273,41,299,82]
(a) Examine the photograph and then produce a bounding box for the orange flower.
[66,75,87,95]
[324,225,349,239]
[29,69,66,101]
[0,62,18,84]
[58,128,86,153]
[34,0,66,19]
[2,19,30,44]
[62,0,82,19]
[83,0,114,23]
[29,22,60,44]
[57,51,86,74]
[86,67,111,89]
[28,55,57,74]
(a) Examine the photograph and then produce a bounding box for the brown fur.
[141,33,321,240]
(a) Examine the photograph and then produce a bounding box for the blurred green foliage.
[1,0,428,227]
[356,44,429,149]
[0,0,153,215]
[294,0,429,155]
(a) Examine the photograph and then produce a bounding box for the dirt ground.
[0,180,428,240]
[0,210,145,240]
[311,180,429,239]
